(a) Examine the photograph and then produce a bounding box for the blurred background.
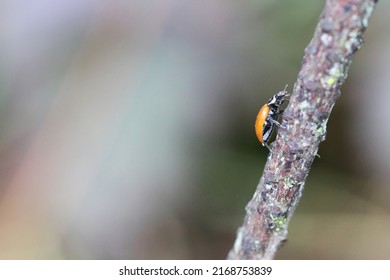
[0,0,389,259]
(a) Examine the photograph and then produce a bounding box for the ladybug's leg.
[263,142,272,152]
[269,118,287,129]
[269,118,281,127]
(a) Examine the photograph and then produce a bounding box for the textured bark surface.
[228,0,378,260]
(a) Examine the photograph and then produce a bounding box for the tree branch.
[227,0,378,260]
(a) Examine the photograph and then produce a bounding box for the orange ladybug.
[255,85,289,151]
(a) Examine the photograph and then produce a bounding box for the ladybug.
[255,85,290,151]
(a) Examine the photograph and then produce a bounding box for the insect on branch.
[227,0,378,260]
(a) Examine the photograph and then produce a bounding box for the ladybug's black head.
[267,89,290,108]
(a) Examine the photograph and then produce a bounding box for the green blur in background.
[0,0,389,259]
